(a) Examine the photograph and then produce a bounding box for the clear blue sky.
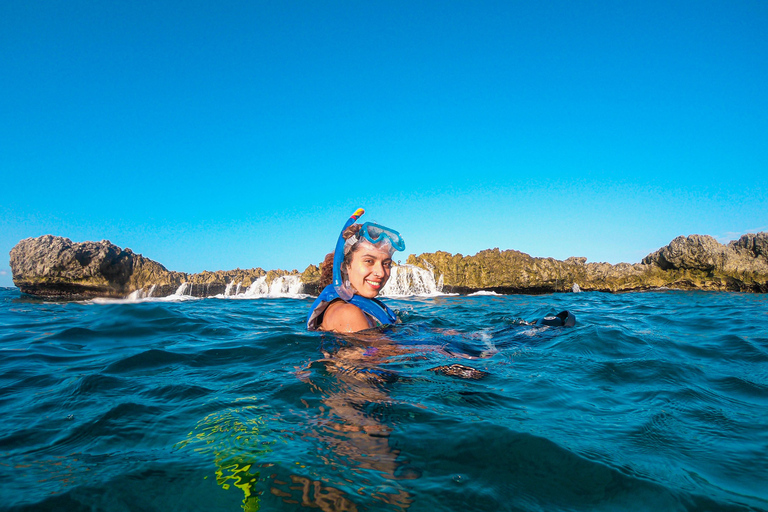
[2,1,767,288]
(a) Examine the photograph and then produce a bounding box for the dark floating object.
[534,310,576,327]
[428,363,490,380]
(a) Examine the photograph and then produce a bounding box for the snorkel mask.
[332,208,405,300]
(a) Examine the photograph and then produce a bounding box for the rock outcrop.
[407,233,768,294]
[10,233,768,299]
[9,236,302,299]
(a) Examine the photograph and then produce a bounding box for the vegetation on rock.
[407,233,768,293]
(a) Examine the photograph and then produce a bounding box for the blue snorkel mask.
[332,208,405,300]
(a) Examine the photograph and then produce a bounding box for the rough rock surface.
[407,233,768,294]
[10,236,299,299]
[299,264,323,296]
[10,233,768,298]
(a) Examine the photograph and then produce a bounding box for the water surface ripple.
[1,289,766,511]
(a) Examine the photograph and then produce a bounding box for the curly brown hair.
[318,252,334,288]
[317,224,362,288]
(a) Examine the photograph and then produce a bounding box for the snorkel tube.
[332,208,365,300]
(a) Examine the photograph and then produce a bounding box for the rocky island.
[9,233,768,299]
[8,235,314,299]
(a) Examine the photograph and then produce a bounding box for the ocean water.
[1,286,766,512]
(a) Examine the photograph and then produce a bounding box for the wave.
[380,264,446,297]
[116,264,450,302]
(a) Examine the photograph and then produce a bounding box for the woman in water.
[307,208,405,333]
[298,208,419,508]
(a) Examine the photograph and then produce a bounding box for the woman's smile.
[346,242,392,298]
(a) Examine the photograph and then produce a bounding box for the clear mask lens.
[361,223,405,252]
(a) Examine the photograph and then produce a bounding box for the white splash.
[125,284,157,300]
[469,290,500,296]
[243,276,268,296]
[268,275,304,296]
[174,283,192,296]
[238,275,307,298]
[380,264,444,297]
[106,284,194,304]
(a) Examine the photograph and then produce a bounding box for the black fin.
[534,310,576,327]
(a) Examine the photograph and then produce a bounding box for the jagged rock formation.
[10,233,768,299]
[299,264,323,296]
[9,235,301,299]
[407,233,768,293]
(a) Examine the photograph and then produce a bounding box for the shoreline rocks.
[9,233,768,299]
[9,236,303,299]
[408,233,768,294]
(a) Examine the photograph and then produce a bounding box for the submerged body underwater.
[1,287,766,511]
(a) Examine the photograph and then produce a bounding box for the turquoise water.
[1,287,767,511]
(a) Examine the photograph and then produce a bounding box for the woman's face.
[345,241,393,298]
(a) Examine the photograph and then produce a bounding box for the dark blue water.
[1,287,766,512]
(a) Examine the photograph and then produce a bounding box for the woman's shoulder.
[321,300,373,333]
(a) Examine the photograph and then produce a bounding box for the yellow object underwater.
[175,403,270,512]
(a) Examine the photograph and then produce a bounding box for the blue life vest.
[307,285,398,331]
